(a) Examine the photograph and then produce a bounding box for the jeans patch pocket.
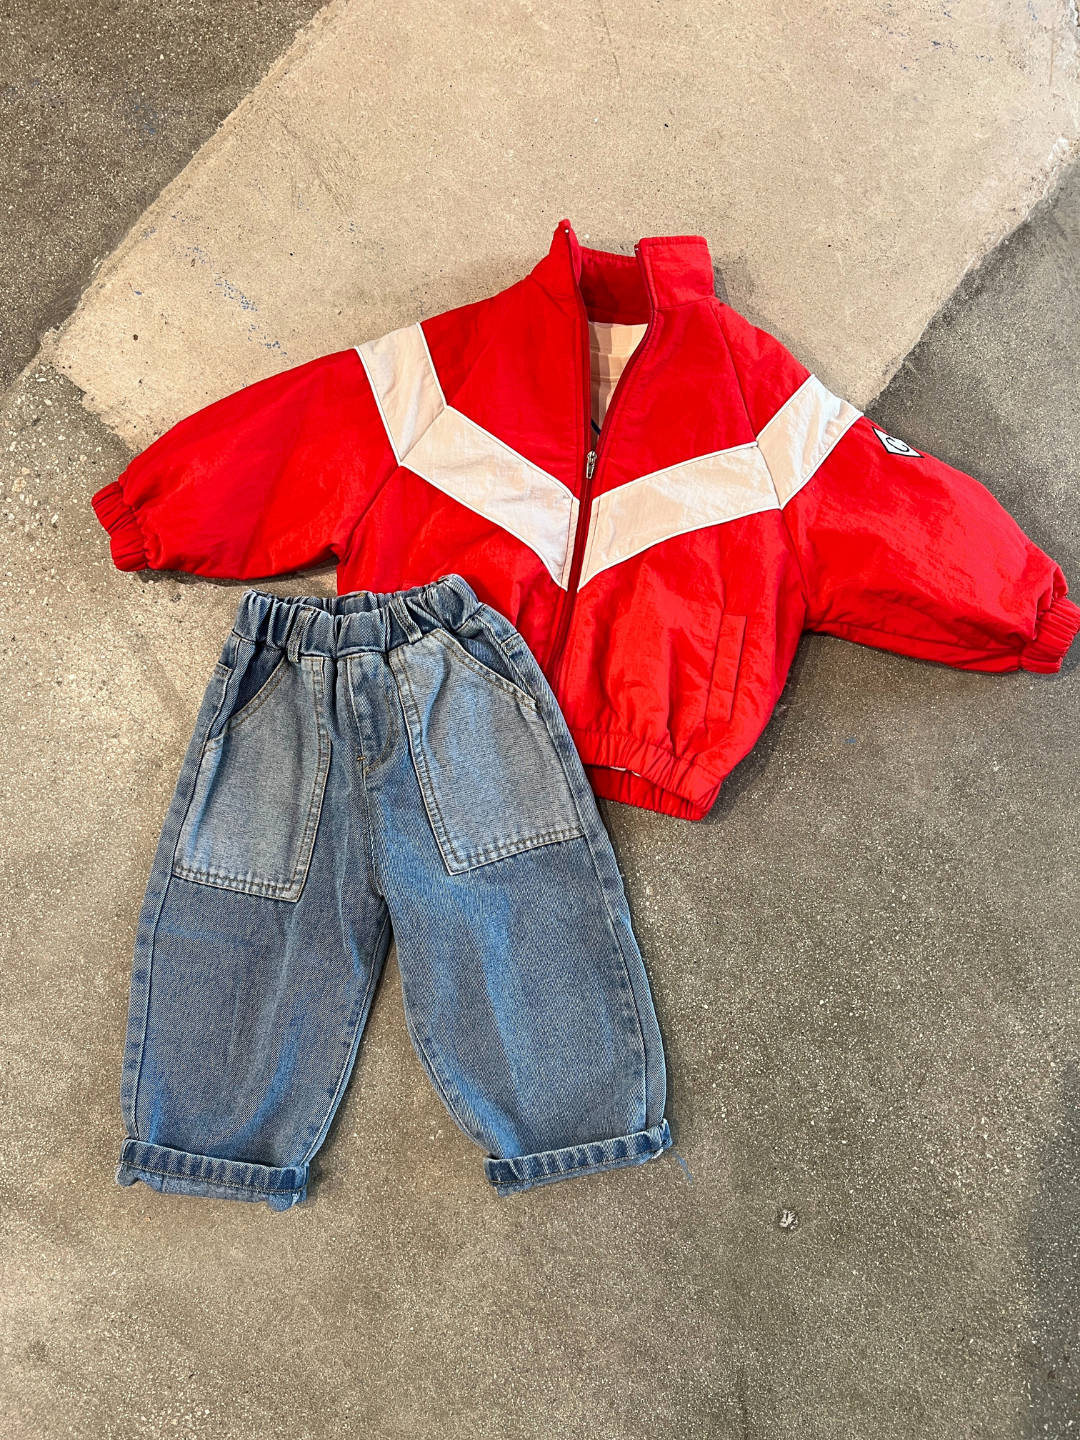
[392,629,584,874]
[173,656,331,901]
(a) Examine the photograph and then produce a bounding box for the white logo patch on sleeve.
[873,427,921,458]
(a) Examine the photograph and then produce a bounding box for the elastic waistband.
[231,575,483,657]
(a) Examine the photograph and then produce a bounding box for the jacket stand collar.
[532,220,715,316]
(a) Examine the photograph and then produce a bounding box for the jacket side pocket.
[705,613,747,727]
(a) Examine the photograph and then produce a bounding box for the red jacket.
[93,222,1079,820]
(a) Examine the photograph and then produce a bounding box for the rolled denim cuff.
[117,1139,307,1211]
[484,1120,672,1197]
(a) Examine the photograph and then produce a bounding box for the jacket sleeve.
[91,349,396,578]
[718,305,1080,674]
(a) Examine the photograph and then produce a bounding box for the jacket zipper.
[547,240,653,682]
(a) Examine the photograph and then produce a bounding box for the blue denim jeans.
[116,577,670,1207]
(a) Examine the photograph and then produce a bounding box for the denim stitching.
[172,658,332,901]
[521,678,652,1126]
[161,640,245,916]
[442,825,584,872]
[285,656,332,896]
[209,653,289,741]
[393,644,583,873]
[206,637,251,741]
[427,627,538,710]
[391,650,463,868]
[490,1142,668,1186]
[345,653,397,779]
[401,1004,482,1145]
[488,1122,668,1170]
[128,660,235,1138]
[493,634,537,696]
[492,1155,652,1186]
[345,657,388,895]
[572,801,652,1127]
[121,1161,305,1196]
[170,865,305,899]
[299,911,392,1165]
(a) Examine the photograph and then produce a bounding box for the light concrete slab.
[52,0,1080,449]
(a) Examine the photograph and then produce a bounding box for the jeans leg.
[369,614,670,1196]
[117,643,390,1209]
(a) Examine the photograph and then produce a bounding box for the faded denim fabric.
[116,576,670,1207]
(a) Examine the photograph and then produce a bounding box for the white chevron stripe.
[405,407,579,589]
[356,325,446,462]
[579,444,777,587]
[358,324,577,587]
[757,373,861,506]
[357,325,861,590]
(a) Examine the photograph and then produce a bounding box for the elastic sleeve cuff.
[1021,596,1080,673]
[92,480,148,570]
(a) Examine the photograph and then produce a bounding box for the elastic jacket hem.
[484,1120,672,1196]
[93,480,149,571]
[116,1138,307,1211]
[575,727,723,820]
[587,765,714,820]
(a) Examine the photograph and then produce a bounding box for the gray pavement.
[3,9,1080,1440]
[0,0,324,389]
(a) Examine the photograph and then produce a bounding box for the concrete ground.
[0,0,326,390]
[3,3,1079,1437]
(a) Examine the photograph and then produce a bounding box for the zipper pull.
[585,450,597,480]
